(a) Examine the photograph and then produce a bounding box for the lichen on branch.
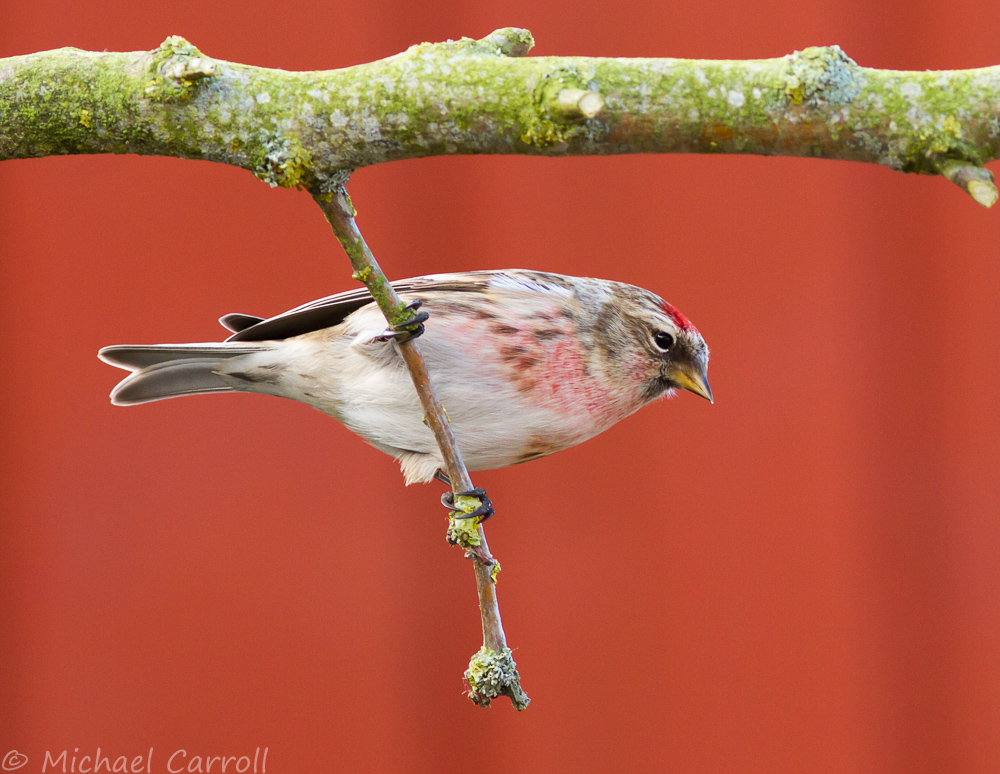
[2,29,999,204]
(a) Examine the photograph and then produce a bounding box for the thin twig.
[313,187,529,710]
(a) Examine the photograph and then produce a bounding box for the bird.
[99,270,712,487]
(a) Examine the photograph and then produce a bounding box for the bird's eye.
[653,331,675,351]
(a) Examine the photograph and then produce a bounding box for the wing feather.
[225,271,501,342]
[219,313,265,333]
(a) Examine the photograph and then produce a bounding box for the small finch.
[99,270,711,486]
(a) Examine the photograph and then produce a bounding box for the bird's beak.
[669,363,714,403]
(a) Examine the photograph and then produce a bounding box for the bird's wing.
[219,313,265,333]
[224,271,543,342]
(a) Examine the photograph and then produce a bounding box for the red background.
[3,1,999,772]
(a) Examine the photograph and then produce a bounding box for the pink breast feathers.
[489,313,607,416]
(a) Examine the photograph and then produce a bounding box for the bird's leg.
[377,299,429,344]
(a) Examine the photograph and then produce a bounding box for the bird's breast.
[417,300,646,459]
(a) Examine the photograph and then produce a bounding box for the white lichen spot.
[256,92,271,104]
[900,82,923,99]
[727,90,745,108]
[906,104,930,127]
[889,120,897,132]
[362,116,383,142]
[707,88,717,98]
[218,106,231,124]
[307,89,323,100]
[689,109,699,121]
[752,87,762,100]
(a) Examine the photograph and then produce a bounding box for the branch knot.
[782,45,861,107]
[938,160,998,207]
[522,67,603,148]
[403,28,534,61]
[481,28,535,58]
[145,36,216,101]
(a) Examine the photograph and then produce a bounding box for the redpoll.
[99,270,712,485]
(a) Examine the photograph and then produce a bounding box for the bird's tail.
[98,343,272,406]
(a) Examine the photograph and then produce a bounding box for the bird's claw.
[442,487,494,521]
[381,300,429,344]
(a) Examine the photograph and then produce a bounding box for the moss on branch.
[3,29,1000,203]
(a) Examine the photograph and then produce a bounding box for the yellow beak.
[669,363,714,403]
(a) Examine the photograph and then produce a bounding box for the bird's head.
[595,285,712,405]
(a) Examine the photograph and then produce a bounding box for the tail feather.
[98,344,269,406]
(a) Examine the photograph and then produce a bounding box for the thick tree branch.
[314,189,529,710]
[2,29,1000,204]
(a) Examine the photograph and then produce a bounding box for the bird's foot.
[442,487,494,521]
[437,472,494,560]
[378,300,429,344]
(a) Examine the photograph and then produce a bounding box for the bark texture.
[2,28,998,204]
